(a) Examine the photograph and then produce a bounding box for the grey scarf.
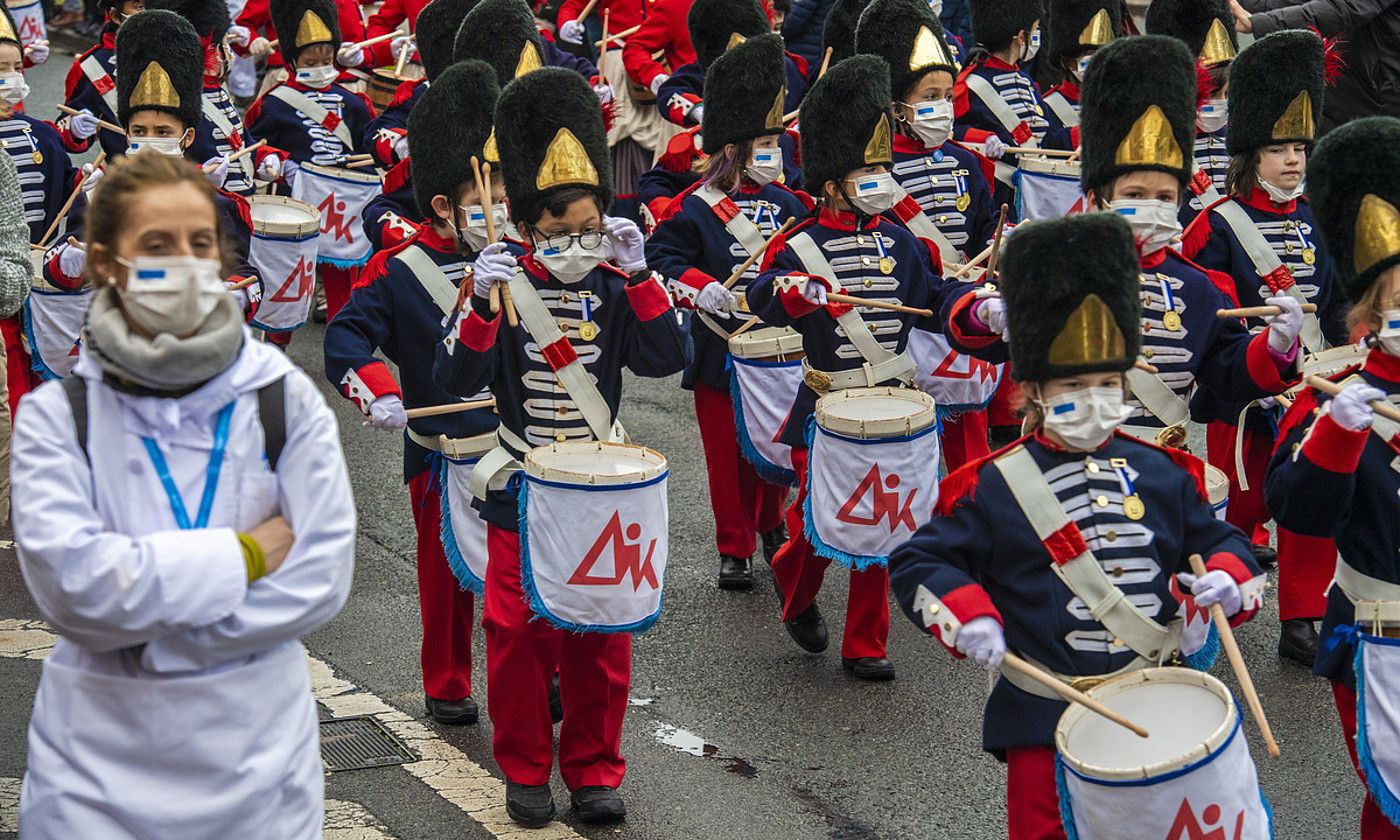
[82,286,245,392]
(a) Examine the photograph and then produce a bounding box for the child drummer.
[890,211,1267,840]
[1040,0,1121,125]
[433,67,687,828]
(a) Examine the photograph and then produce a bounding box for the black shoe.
[784,603,829,653]
[760,525,787,567]
[549,674,563,725]
[570,786,626,824]
[842,657,896,681]
[424,694,478,725]
[505,782,555,828]
[1279,619,1318,667]
[1251,544,1278,569]
[718,554,753,590]
[312,302,328,324]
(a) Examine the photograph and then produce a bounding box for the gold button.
[938,215,948,224]
[1113,637,1125,647]
[1286,243,1295,253]
[936,195,946,204]
[555,433,567,442]
[944,623,953,632]
[929,604,940,614]
[1096,495,1109,507]
[857,235,866,244]
[1086,461,1100,473]
[862,256,871,266]
[1284,221,1295,231]
[557,405,569,415]
[560,292,571,303]
[863,279,872,288]
[1112,566,1124,578]
[1105,530,1117,542]
[1144,349,1155,359]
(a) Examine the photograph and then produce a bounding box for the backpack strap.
[257,376,287,472]
[62,376,89,461]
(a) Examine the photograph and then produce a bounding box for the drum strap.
[963,73,1035,187]
[889,184,961,266]
[1334,557,1400,626]
[1212,199,1324,353]
[1188,160,1224,207]
[79,54,118,118]
[993,445,1183,664]
[395,244,461,317]
[201,97,255,181]
[267,86,356,150]
[1042,90,1079,129]
[1125,365,1189,427]
[693,184,771,340]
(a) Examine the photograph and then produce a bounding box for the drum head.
[1056,668,1236,780]
[525,441,668,486]
[249,196,320,237]
[816,387,937,439]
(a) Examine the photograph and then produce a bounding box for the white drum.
[1056,668,1272,840]
[520,442,669,633]
[806,387,940,568]
[1014,155,1084,221]
[247,196,319,332]
[290,162,382,269]
[1205,464,1229,521]
[437,431,496,595]
[1354,632,1400,824]
[22,287,91,380]
[728,326,804,486]
[908,328,1003,415]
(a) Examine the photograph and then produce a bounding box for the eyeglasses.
[535,229,605,254]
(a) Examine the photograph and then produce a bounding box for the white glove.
[604,215,646,271]
[68,107,98,140]
[249,36,274,59]
[24,40,48,65]
[954,616,1006,672]
[57,241,85,279]
[983,134,1006,160]
[1264,294,1303,354]
[593,80,614,104]
[365,394,408,430]
[203,155,230,187]
[690,103,704,125]
[559,19,585,44]
[79,162,103,193]
[800,277,828,306]
[392,133,410,161]
[224,278,256,310]
[696,281,737,316]
[257,154,284,181]
[282,158,300,186]
[473,242,517,299]
[1329,382,1386,432]
[976,297,1010,340]
[1176,570,1243,617]
[390,35,414,61]
[226,24,252,46]
[337,43,366,68]
[649,73,669,96]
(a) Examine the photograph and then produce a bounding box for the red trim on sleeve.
[458,309,500,353]
[945,289,1001,350]
[677,267,717,293]
[46,252,82,290]
[625,275,672,322]
[1069,125,1080,148]
[941,583,1003,635]
[1204,550,1263,625]
[1245,330,1297,393]
[354,361,401,399]
[1044,522,1088,565]
[778,276,822,318]
[541,335,579,371]
[1301,411,1369,474]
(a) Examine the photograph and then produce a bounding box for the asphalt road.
[0,31,1363,840]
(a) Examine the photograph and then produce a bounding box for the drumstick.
[347,30,405,51]
[1067,147,1082,162]
[404,397,497,420]
[826,293,932,317]
[576,0,601,24]
[984,204,1009,279]
[1275,393,1293,410]
[56,104,125,135]
[729,316,762,338]
[952,243,993,279]
[472,157,519,327]
[723,217,798,289]
[1187,554,1281,758]
[228,274,259,291]
[394,41,412,75]
[203,139,268,173]
[1307,375,1400,424]
[1002,653,1150,738]
[596,23,641,49]
[1002,146,1079,158]
[600,10,609,57]
[1217,303,1318,319]
[1134,358,1159,375]
[342,157,379,169]
[38,151,105,250]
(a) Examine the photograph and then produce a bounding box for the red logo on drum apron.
[317,192,359,243]
[569,512,661,591]
[270,255,316,303]
[931,351,1000,383]
[836,465,919,533]
[1165,799,1245,840]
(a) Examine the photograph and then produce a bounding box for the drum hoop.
[299,161,383,185]
[524,441,668,486]
[815,386,937,439]
[248,196,321,238]
[1017,156,1081,178]
[1055,667,1239,782]
[1203,464,1230,505]
[728,326,804,359]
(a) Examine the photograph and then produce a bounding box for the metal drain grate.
[319,715,417,772]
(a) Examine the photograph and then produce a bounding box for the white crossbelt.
[963,73,1035,186]
[268,86,356,149]
[1125,365,1190,427]
[201,96,255,183]
[891,182,961,266]
[1212,198,1324,353]
[1043,90,1079,128]
[79,54,118,119]
[694,183,767,340]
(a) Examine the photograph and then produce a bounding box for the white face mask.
[907,99,954,149]
[1109,198,1182,255]
[127,136,187,157]
[455,202,508,251]
[0,72,28,106]
[1075,54,1092,80]
[928,0,942,15]
[846,172,897,215]
[535,244,606,285]
[1258,175,1304,204]
[115,255,226,336]
[746,147,782,186]
[1021,29,1041,62]
[1196,97,1227,134]
[295,65,338,89]
[1377,309,1400,357]
[1038,385,1132,451]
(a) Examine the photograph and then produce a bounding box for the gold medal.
[1302,248,1316,265]
[956,193,970,212]
[1122,494,1146,521]
[1163,310,1181,332]
[578,321,598,341]
[31,150,41,165]
[879,256,894,275]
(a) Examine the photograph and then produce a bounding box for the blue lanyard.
[1158,276,1176,312]
[873,232,890,261]
[1113,464,1136,498]
[141,401,236,530]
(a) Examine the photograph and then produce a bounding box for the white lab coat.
[11,333,356,840]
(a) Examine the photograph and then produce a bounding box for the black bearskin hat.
[798,55,892,193]
[1307,117,1400,303]
[688,0,769,71]
[148,0,230,42]
[701,33,786,153]
[415,0,481,82]
[270,0,340,66]
[410,60,500,220]
[116,9,204,130]
[495,67,613,226]
[854,0,958,102]
[452,0,545,88]
[1080,35,1196,193]
[819,0,871,66]
[1226,29,1324,154]
[1045,0,1120,69]
[1144,0,1237,67]
[969,0,1041,51]
[1002,212,1142,382]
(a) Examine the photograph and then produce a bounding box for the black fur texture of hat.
[1307,116,1400,303]
[147,0,230,42]
[452,0,545,88]
[409,60,500,219]
[819,0,872,66]
[688,0,770,70]
[270,0,340,66]
[1144,0,1236,63]
[1001,212,1142,382]
[969,0,1041,50]
[415,0,481,82]
[1079,35,1196,193]
[854,0,958,101]
[798,55,891,193]
[1045,0,1120,69]
[495,66,613,225]
[702,33,786,153]
[1227,30,1324,153]
[115,9,204,129]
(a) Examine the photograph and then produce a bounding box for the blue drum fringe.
[516,476,663,635]
[727,360,797,487]
[801,418,890,571]
[435,456,485,595]
[1183,622,1220,671]
[319,253,371,269]
[20,300,60,382]
[1354,637,1400,827]
[1054,757,1082,840]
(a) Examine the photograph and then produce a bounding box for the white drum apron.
[1055,668,1273,840]
[247,196,320,332]
[1014,156,1084,222]
[6,0,45,47]
[438,451,491,595]
[519,442,669,633]
[728,326,804,486]
[805,387,939,569]
[22,282,91,381]
[290,162,381,269]
[908,328,1003,415]
[1353,632,1400,826]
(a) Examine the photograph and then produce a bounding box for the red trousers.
[406,471,474,701]
[771,448,890,659]
[2,316,36,418]
[483,524,631,789]
[1205,420,1272,545]
[320,264,357,322]
[693,381,787,558]
[1006,745,1069,840]
[942,409,991,472]
[1276,528,1335,620]
[1333,680,1400,839]
[988,376,1021,430]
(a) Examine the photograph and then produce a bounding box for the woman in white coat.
[11,150,356,839]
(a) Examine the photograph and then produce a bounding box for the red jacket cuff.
[46,252,82,290]
[669,267,717,308]
[458,307,500,352]
[962,127,995,145]
[1245,330,1297,393]
[946,290,1001,350]
[1301,409,1369,474]
[777,273,825,318]
[913,582,1002,656]
[341,361,400,413]
[1204,551,1266,625]
[626,274,673,322]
